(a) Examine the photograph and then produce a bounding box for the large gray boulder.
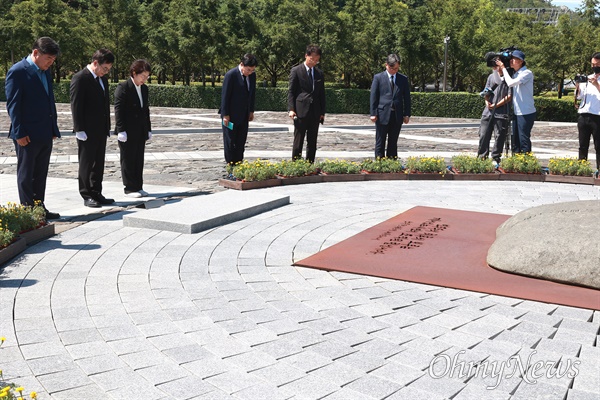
[487,200,600,289]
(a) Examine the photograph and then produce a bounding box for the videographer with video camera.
[575,52,600,173]
[477,64,511,164]
[495,50,536,154]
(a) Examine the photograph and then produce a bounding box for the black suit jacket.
[287,63,326,119]
[114,78,151,140]
[5,57,60,141]
[220,66,256,126]
[370,71,411,125]
[69,67,111,138]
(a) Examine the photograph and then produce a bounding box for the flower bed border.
[219,171,600,190]
[19,224,56,245]
[0,237,26,266]
[544,174,597,185]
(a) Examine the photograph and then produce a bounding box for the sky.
[552,0,582,9]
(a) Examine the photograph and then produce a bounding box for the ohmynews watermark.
[428,350,580,390]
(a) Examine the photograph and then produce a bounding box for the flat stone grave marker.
[123,190,289,234]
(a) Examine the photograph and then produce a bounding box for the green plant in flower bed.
[404,156,447,174]
[231,159,278,182]
[499,152,542,174]
[451,154,495,173]
[0,202,46,248]
[275,159,318,177]
[359,157,404,173]
[548,157,593,176]
[0,227,16,249]
[317,159,362,174]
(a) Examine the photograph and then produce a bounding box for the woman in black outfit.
[114,59,152,198]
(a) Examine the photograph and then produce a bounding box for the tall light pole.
[443,35,450,92]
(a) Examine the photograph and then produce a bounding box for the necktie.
[308,68,313,86]
[96,76,104,96]
[390,75,395,90]
[243,75,248,91]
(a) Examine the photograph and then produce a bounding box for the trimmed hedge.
[0,78,578,122]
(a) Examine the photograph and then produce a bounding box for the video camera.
[574,74,589,83]
[485,46,519,69]
[479,84,498,99]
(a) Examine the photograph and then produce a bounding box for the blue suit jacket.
[220,66,256,126]
[370,71,411,125]
[5,57,60,140]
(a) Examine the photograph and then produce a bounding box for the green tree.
[87,0,145,82]
[1,0,89,82]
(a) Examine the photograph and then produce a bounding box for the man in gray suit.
[370,54,411,159]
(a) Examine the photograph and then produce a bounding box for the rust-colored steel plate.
[295,206,600,310]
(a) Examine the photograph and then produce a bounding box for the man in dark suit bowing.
[70,48,115,208]
[220,53,258,165]
[288,44,326,163]
[5,37,61,219]
[370,54,411,159]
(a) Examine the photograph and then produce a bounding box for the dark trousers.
[78,135,107,200]
[477,115,508,161]
[375,113,402,158]
[512,112,536,153]
[578,113,600,169]
[292,107,320,163]
[13,138,53,206]
[119,138,146,192]
[222,120,249,165]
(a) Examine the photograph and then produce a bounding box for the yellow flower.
[15,387,24,393]
[30,392,37,399]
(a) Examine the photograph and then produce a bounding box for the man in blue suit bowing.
[370,54,411,159]
[220,53,258,165]
[5,37,61,219]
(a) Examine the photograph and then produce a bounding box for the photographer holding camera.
[575,52,600,173]
[495,50,536,154]
[477,65,511,164]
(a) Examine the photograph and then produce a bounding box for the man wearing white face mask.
[575,52,600,175]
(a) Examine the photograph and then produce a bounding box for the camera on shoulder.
[485,46,518,69]
[574,74,589,83]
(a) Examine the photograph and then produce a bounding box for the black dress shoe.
[45,210,61,220]
[84,198,101,208]
[94,196,115,205]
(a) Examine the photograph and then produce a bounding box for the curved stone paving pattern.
[1,181,600,400]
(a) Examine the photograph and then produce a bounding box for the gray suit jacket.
[370,71,411,125]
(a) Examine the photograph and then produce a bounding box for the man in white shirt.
[576,52,600,173]
[496,50,536,153]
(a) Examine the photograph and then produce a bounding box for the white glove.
[117,132,128,142]
[75,131,87,141]
[147,131,152,140]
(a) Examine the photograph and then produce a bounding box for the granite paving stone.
[204,370,258,394]
[181,356,234,379]
[156,376,216,399]
[511,381,569,400]
[135,362,191,386]
[278,374,339,399]
[567,389,600,400]
[231,382,292,400]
